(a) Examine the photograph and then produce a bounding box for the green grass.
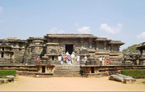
[121,69,145,78]
[0,70,16,78]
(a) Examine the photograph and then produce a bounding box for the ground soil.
[0,76,145,91]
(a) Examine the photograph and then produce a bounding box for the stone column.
[89,38,92,48]
[39,66,41,73]
[104,41,107,50]
[45,66,47,73]
[95,67,99,73]
[117,45,120,51]
[80,39,84,47]
[111,44,113,51]
[89,67,91,74]
[96,41,98,50]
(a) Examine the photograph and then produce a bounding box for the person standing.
[102,56,106,66]
[68,54,72,65]
[71,53,75,64]
[108,58,112,65]
[61,55,64,65]
[65,55,69,65]
[122,57,125,65]
[99,56,102,65]
[136,55,140,65]
[37,56,40,63]
[66,51,69,56]
[105,58,108,65]
[76,54,80,65]
[58,55,61,65]
[84,55,87,64]
[72,51,75,55]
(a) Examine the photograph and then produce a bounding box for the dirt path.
[0,76,145,91]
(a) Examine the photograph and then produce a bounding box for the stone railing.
[0,58,13,65]
[37,60,51,65]
[109,52,122,56]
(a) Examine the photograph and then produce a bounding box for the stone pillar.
[96,42,98,50]
[45,66,47,73]
[104,41,107,50]
[74,44,75,51]
[38,66,41,73]
[89,67,91,73]
[95,67,99,73]
[111,44,113,51]
[117,45,120,51]
[80,39,84,47]
[47,67,49,73]
[89,38,92,48]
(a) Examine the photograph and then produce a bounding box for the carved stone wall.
[0,34,124,65]
[98,42,104,50]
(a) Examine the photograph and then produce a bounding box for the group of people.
[58,51,87,65]
[98,56,112,66]
[37,54,141,66]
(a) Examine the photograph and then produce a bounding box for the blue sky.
[0,0,145,50]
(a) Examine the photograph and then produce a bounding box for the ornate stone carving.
[49,49,57,54]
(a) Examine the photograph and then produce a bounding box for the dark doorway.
[42,66,45,73]
[2,47,4,51]
[91,67,94,73]
[52,56,54,60]
[1,52,4,58]
[65,45,73,54]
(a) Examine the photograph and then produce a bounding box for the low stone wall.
[0,65,145,77]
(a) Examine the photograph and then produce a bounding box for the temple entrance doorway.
[1,52,4,58]
[91,67,94,73]
[42,66,45,73]
[65,45,73,54]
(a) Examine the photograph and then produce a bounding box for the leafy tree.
[122,44,140,54]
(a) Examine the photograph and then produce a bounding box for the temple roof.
[0,34,124,46]
[27,37,44,40]
[96,37,111,41]
[0,43,12,48]
[0,37,26,43]
[136,42,145,50]
[5,37,20,40]
[45,34,96,38]
[109,40,124,45]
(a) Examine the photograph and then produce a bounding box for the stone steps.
[53,65,81,77]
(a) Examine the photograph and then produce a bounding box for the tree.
[122,44,140,54]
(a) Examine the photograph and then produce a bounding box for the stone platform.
[0,64,145,77]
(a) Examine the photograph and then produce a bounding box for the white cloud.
[137,32,145,38]
[0,6,3,12]
[100,23,123,34]
[77,26,90,34]
[48,28,65,33]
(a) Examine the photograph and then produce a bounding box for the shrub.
[121,69,145,78]
[0,70,16,78]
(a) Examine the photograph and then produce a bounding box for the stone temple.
[0,34,125,77]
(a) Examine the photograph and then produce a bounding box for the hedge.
[0,70,16,78]
[121,69,145,78]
